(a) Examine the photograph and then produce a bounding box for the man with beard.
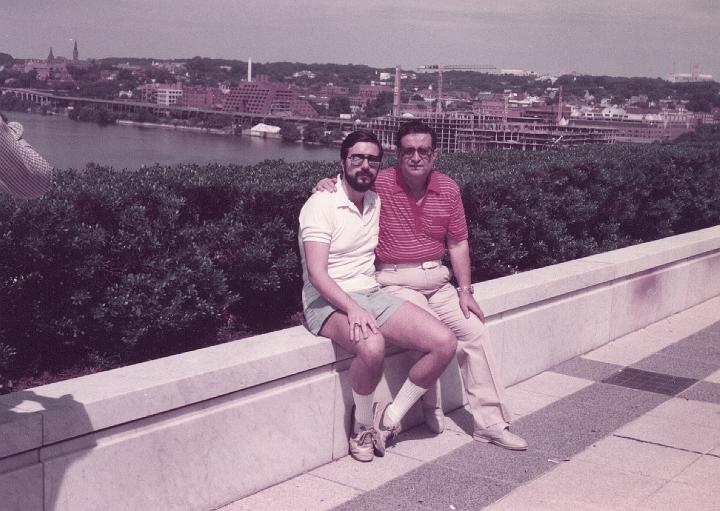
[0,113,52,199]
[314,121,527,451]
[299,129,457,462]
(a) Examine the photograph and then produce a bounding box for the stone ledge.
[477,226,720,316]
[0,225,719,467]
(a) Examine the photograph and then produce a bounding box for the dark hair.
[396,120,437,149]
[340,129,383,161]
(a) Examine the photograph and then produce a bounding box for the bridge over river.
[1,86,363,132]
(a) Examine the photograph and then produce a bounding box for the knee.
[356,333,386,368]
[436,329,458,362]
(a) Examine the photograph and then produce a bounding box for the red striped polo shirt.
[374,167,468,263]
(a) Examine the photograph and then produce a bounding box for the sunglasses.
[347,154,382,168]
[399,147,434,160]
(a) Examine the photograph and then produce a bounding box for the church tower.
[73,40,79,61]
[47,47,55,64]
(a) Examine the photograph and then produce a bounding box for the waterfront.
[6,111,339,170]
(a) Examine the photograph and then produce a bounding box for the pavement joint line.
[611,433,708,456]
[307,472,366,493]
[383,450,426,462]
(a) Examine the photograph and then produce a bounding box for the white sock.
[385,379,427,426]
[352,389,374,431]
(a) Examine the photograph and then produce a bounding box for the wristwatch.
[456,285,474,294]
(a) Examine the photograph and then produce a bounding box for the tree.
[321,128,344,145]
[328,96,351,116]
[0,52,14,68]
[303,122,325,144]
[280,122,301,142]
[205,115,233,129]
[364,91,394,118]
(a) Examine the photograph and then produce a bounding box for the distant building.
[100,70,118,81]
[568,106,698,142]
[712,107,720,124]
[347,83,394,110]
[369,112,613,153]
[156,84,183,106]
[669,65,713,83]
[152,61,184,70]
[293,70,316,79]
[223,81,318,117]
[23,47,73,82]
[249,122,281,138]
[136,82,184,105]
[357,84,392,100]
[319,84,350,97]
[498,68,536,77]
[180,86,224,109]
[137,83,159,104]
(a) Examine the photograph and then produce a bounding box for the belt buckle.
[421,261,439,270]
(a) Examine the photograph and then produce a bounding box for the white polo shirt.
[298,179,380,309]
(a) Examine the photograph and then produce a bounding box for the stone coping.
[1,225,719,457]
[478,226,720,316]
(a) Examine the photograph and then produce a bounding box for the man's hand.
[313,176,338,193]
[459,291,485,322]
[346,303,379,342]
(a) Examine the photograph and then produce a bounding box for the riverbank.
[8,111,339,169]
[116,119,233,135]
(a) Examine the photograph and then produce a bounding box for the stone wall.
[2,226,720,510]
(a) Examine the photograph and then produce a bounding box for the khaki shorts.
[303,286,405,335]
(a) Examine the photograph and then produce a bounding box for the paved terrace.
[224,297,720,511]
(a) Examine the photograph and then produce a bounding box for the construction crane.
[417,64,497,113]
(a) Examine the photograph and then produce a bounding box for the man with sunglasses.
[315,120,527,451]
[299,129,457,462]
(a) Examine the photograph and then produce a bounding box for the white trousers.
[375,264,512,430]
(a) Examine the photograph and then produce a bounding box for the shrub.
[1,141,719,385]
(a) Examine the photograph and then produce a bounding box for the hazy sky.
[2,0,719,79]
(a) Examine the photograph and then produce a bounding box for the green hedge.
[1,142,720,384]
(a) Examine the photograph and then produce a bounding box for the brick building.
[223,82,317,117]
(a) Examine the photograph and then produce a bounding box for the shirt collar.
[334,174,378,213]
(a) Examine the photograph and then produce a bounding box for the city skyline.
[1,1,719,80]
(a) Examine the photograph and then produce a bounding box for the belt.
[376,260,442,271]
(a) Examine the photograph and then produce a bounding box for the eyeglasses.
[399,146,434,160]
[347,154,382,168]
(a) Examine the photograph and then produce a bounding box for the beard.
[344,168,376,192]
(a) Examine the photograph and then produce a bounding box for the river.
[5,111,339,170]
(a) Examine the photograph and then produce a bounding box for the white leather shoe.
[473,425,528,450]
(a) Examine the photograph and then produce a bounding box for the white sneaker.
[422,406,445,434]
[372,401,400,457]
[349,426,376,462]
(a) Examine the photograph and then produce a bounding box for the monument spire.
[73,40,78,61]
[47,47,54,64]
